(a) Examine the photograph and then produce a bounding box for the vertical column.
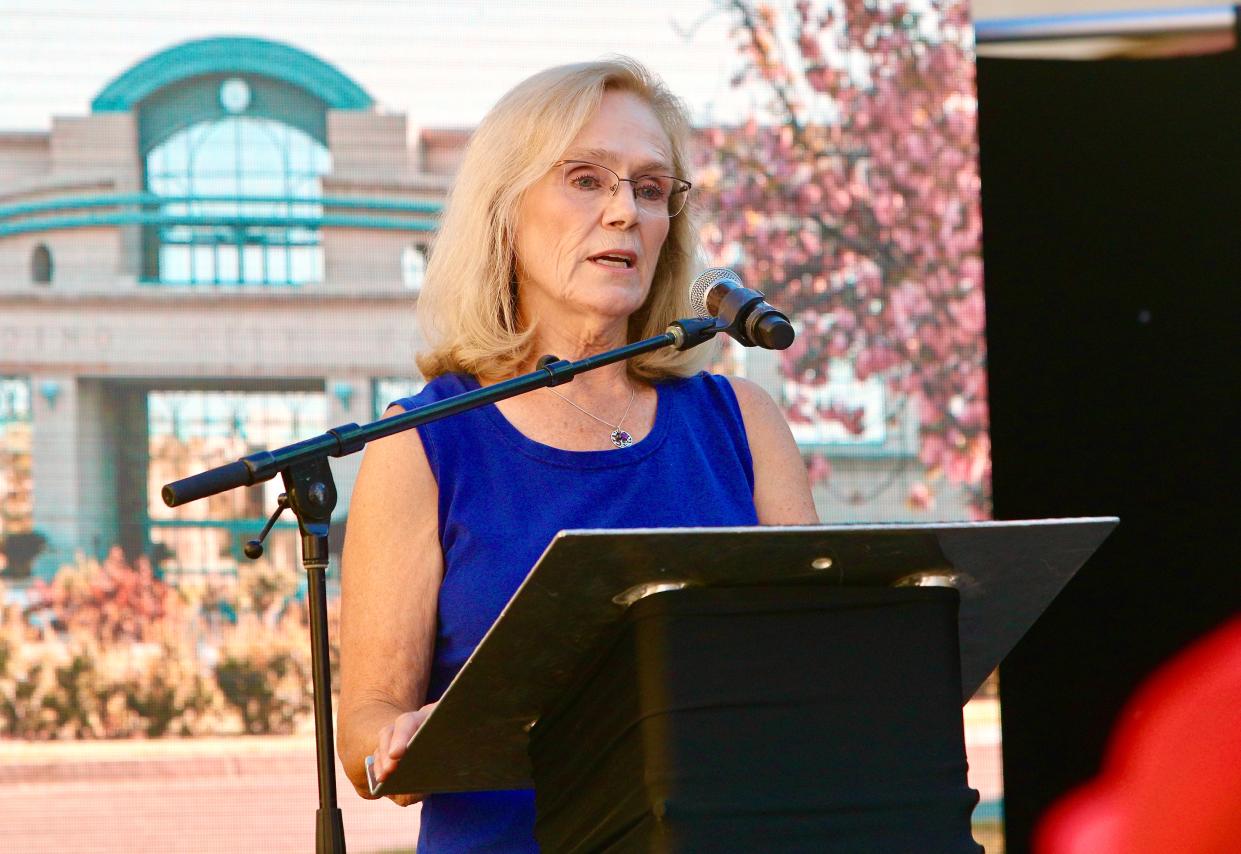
[112,385,149,559]
[29,374,78,576]
[73,379,122,560]
[324,375,370,563]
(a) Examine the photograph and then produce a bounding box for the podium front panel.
[530,586,983,853]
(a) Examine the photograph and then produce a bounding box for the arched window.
[145,111,331,285]
[31,244,52,284]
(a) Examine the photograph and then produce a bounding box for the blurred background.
[2,1,1232,852]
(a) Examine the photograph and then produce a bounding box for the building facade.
[0,37,451,577]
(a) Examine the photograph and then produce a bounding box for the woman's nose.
[602,180,640,225]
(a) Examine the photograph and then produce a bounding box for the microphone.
[689,268,795,350]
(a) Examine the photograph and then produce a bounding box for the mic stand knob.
[244,492,290,559]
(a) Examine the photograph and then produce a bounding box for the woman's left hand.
[369,701,440,806]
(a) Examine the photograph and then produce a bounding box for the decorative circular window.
[219,78,251,114]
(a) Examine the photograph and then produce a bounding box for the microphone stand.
[160,317,721,854]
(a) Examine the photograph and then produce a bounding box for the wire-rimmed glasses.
[553,160,692,218]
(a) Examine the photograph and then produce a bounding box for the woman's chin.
[569,285,651,322]
[596,294,651,322]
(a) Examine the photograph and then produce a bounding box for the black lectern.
[370,518,1116,852]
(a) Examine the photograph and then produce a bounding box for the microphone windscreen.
[689,267,741,318]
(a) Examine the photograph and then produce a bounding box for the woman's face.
[514,90,674,335]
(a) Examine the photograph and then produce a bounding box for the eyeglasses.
[553,160,692,218]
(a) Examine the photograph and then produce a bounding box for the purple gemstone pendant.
[610,428,634,448]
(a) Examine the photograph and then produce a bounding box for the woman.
[337,57,817,852]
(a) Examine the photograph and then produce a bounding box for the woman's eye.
[568,172,605,190]
[635,180,667,201]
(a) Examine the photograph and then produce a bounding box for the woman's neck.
[523,321,631,370]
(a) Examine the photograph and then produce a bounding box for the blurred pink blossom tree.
[696,0,990,515]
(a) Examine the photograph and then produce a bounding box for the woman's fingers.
[389,705,432,758]
[369,724,395,784]
[371,703,440,786]
[387,713,414,760]
[373,720,407,781]
[370,704,440,807]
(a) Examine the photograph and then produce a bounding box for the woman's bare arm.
[726,376,820,525]
[336,405,443,799]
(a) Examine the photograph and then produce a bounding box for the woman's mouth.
[588,251,636,269]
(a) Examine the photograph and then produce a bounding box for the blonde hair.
[415,57,709,382]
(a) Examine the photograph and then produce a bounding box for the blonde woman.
[337,58,817,852]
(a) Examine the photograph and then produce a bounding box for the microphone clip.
[667,316,723,351]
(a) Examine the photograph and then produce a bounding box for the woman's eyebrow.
[562,147,673,174]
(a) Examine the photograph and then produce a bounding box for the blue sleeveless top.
[392,371,759,853]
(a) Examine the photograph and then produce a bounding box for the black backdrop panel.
[977,52,1240,853]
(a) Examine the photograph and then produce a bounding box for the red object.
[1036,617,1241,854]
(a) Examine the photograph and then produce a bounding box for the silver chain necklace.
[547,383,637,448]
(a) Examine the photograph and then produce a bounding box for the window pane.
[240,122,283,176]
[242,244,265,284]
[266,246,288,284]
[160,245,191,283]
[0,377,34,538]
[285,226,317,245]
[288,245,322,284]
[216,243,240,283]
[192,172,237,199]
[241,173,284,200]
[192,245,216,284]
[373,377,425,419]
[162,134,189,175]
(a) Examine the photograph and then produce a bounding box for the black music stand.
[371,518,1116,852]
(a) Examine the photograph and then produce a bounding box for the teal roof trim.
[0,193,443,220]
[0,211,437,239]
[91,36,373,112]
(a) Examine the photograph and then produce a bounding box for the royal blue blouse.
[391,371,759,853]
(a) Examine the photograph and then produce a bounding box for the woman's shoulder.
[716,374,780,416]
[661,371,771,413]
[668,372,793,454]
[389,373,477,412]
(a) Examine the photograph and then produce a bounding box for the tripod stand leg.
[317,807,347,854]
